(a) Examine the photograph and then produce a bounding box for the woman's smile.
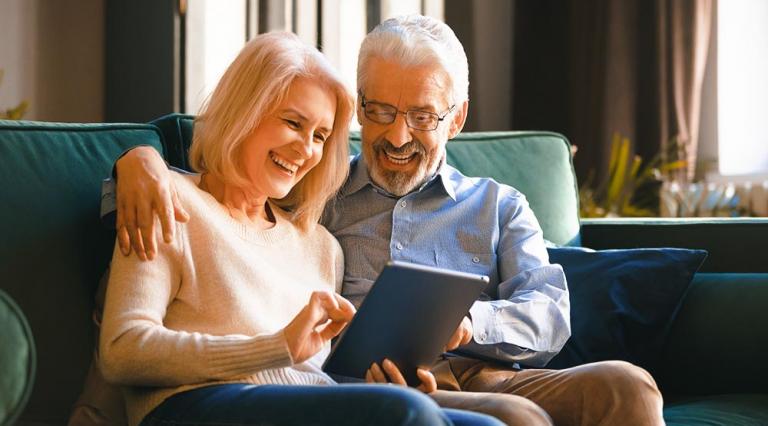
[269,151,301,176]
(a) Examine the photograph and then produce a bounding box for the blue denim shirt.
[322,155,570,366]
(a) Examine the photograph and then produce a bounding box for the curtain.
[658,0,713,182]
[511,0,713,185]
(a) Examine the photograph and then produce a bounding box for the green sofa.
[1,114,767,425]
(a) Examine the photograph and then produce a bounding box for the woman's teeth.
[270,153,298,175]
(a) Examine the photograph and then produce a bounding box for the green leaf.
[6,101,28,120]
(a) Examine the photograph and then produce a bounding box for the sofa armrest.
[580,218,768,273]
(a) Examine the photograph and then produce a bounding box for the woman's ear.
[448,101,469,139]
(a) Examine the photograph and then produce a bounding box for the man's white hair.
[357,15,469,105]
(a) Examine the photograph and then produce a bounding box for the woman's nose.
[294,133,313,158]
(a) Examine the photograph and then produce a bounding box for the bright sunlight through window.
[718,0,768,176]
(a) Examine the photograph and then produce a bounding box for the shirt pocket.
[435,250,498,286]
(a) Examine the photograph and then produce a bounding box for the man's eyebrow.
[410,104,438,112]
[367,99,437,112]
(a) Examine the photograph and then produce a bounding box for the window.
[185,0,247,114]
[183,0,444,118]
[717,0,768,177]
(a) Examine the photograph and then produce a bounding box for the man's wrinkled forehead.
[361,57,453,111]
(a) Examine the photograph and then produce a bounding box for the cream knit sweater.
[99,172,344,426]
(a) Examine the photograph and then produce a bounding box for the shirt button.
[472,256,480,263]
[396,243,404,250]
[480,332,488,340]
[400,200,407,208]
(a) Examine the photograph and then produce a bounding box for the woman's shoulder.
[308,222,338,246]
[170,170,202,193]
[169,171,209,211]
[304,222,342,255]
[271,206,340,252]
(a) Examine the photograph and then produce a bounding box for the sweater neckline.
[183,174,294,245]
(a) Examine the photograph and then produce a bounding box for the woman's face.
[240,77,336,200]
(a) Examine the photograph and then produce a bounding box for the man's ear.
[356,97,364,126]
[355,93,363,126]
[448,101,469,139]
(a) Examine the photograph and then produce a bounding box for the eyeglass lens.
[364,102,439,130]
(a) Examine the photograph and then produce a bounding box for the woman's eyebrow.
[281,108,332,133]
[279,108,308,121]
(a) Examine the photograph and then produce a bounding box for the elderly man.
[104,15,664,426]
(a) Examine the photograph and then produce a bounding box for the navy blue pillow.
[545,247,707,371]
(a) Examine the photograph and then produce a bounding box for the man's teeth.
[385,152,416,164]
[270,153,298,174]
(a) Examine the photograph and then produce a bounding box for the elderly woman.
[98,32,500,426]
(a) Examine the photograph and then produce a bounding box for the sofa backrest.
[0,120,165,424]
[152,114,581,246]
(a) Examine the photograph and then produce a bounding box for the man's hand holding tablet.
[322,261,489,387]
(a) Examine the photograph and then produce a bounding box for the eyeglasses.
[360,93,456,131]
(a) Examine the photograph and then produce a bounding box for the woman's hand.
[283,291,356,364]
[365,358,437,394]
[115,146,190,260]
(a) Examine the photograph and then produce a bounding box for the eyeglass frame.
[359,92,456,131]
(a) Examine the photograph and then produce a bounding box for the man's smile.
[380,150,419,167]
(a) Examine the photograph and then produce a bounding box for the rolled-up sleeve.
[464,195,570,367]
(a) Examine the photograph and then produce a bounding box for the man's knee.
[585,361,661,398]
[579,360,664,422]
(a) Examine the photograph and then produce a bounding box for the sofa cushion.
[545,247,707,372]
[664,394,768,426]
[0,289,35,426]
[0,120,165,423]
[150,113,195,171]
[658,273,768,395]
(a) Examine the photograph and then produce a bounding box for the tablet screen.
[323,260,488,386]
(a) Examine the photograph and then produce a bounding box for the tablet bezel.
[322,260,489,386]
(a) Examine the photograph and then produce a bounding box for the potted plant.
[578,133,686,218]
[0,69,29,120]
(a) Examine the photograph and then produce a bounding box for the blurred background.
[1,0,766,218]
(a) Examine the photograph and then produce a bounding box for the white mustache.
[374,140,426,156]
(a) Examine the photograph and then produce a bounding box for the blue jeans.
[140,383,503,426]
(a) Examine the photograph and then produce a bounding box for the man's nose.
[384,113,413,148]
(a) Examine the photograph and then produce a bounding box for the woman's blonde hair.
[189,32,353,229]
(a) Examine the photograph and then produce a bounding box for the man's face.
[358,57,465,196]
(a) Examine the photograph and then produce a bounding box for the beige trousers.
[429,356,665,426]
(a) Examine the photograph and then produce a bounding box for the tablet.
[322,260,489,386]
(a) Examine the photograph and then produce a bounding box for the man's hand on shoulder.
[445,316,473,352]
[115,146,189,260]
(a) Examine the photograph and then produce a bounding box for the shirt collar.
[342,154,457,201]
